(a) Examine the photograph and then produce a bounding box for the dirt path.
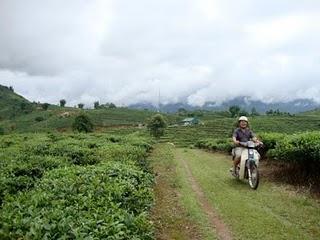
[149,144,202,240]
[178,154,233,240]
[151,144,320,239]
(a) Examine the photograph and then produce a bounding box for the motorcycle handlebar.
[238,141,263,148]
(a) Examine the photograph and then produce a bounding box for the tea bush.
[264,132,320,166]
[0,163,153,240]
[195,131,320,176]
[195,138,233,153]
[0,133,154,239]
[72,114,93,133]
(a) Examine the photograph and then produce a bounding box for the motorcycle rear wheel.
[248,163,259,190]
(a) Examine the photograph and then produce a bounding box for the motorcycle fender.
[239,150,248,180]
[253,150,260,167]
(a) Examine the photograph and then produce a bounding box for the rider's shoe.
[229,168,237,177]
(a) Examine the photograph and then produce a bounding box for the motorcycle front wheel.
[248,163,259,190]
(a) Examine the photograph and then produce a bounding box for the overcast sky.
[0,0,320,107]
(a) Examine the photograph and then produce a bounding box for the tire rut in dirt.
[180,156,233,240]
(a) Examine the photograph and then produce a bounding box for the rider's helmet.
[238,116,248,122]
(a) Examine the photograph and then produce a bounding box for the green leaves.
[0,133,154,239]
[72,114,93,133]
[195,138,233,152]
[258,131,320,177]
[196,131,320,177]
[146,114,167,139]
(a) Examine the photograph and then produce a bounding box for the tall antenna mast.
[157,87,161,112]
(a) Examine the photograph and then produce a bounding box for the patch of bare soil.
[179,157,233,240]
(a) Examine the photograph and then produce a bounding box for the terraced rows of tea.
[0,133,154,239]
[161,115,320,147]
[0,108,158,133]
[160,125,233,147]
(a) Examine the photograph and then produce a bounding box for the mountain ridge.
[1,84,319,114]
[129,96,320,113]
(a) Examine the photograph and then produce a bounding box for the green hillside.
[160,114,320,147]
[0,84,168,133]
[1,84,320,138]
[0,85,34,120]
[0,107,162,134]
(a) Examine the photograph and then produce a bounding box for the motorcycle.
[231,141,262,190]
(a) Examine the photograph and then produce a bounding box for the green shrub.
[64,146,100,165]
[146,114,167,138]
[258,132,285,150]
[195,138,233,153]
[0,163,153,240]
[35,116,45,122]
[0,126,4,135]
[0,133,154,239]
[258,131,320,176]
[41,103,50,110]
[72,114,93,133]
[0,154,70,198]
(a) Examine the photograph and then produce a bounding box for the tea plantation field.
[0,133,154,239]
[160,114,320,147]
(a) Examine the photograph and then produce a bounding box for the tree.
[9,86,14,92]
[108,103,116,108]
[178,108,187,116]
[250,107,259,116]
[72,114,93,133]
[42,103,50,111]
[229,105,240,118]
[239,109,249,116]
[35,116,45,122]
[266,109,274,115]
[94,101,100,109]
[78,103,84,109]
[147,114,167,138]
[20,102,28,111]
[60,99,66,107]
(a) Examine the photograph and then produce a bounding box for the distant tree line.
[177,108,204,117]
[228,105,258,117]
[94,101,117,109]
[265,109,293,116]
[228,105,293,117]
[1,85,14,92]
[58,99,117,110]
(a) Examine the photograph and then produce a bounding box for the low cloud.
[0,0,320,107]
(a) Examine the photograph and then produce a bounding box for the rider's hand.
[235,140,240,145]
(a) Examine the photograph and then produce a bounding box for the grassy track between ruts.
[174,148,320,240]
[149,144,216,240]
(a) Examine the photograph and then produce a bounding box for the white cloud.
[244,15,310,47]
[0,0,320,107]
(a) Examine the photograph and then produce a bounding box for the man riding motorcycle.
[231,116,262,176]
